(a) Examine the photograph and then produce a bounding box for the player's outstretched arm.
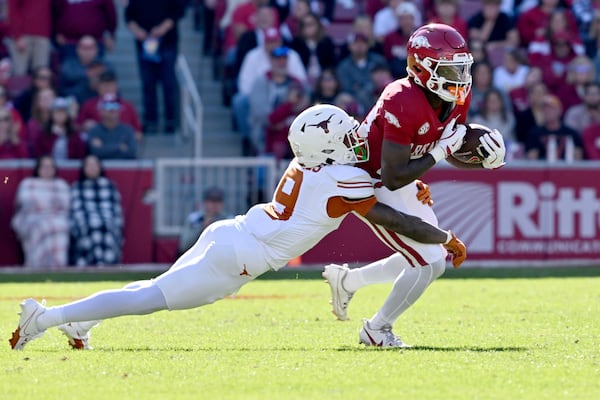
[366,202,447,244]
[364,202,467,267]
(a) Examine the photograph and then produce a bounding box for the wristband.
[443,230,452,244]
[429,147,447,163]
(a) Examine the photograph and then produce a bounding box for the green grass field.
[1,268,599,400]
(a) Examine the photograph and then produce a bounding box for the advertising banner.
[303,163,600,267]
[425,163,600,266]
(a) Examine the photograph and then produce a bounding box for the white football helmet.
[288,104,369,168]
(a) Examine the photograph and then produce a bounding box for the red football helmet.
[406,23,473,104]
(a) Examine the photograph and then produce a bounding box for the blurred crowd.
[11,154,124,268]
[0,0,189,163]
[0,0,599,163]
[4,0,600,268]
[196,0,600,162]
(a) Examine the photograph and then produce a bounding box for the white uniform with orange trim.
[155,159,376,310]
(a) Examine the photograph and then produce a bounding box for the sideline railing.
[175,54,203,158]
[154,157,278,236]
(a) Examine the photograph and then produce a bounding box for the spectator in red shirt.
[52,0,117,61]
[582,122,600,159]
[517,0,579,48]
[77,70,142,141]
[365,0,387,20]
[527,8,585,59]
[429,0,468,40]
[383,2,421,79]
[266,82,309,160]
[26,87,56,156]
[6,0,52,76]
[0,107,27,159]
[529,30,580,95]
[556,55,596,111]
[33,97,86,160]
[223,0,272,54]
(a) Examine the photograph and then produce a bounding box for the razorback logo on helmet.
[410,35,431,49]
[384,110,401,128]
[418,122,430,135]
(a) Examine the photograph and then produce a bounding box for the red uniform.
[359,77,471,179]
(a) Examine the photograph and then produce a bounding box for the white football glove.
[480,129,506,169]
[429,118,467,163]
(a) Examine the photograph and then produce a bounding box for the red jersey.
[77,96,142,133]
[358,77,471,179]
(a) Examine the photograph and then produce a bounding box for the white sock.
[343,254,406,293]
[36,280,168,331]
[369,259,446,330]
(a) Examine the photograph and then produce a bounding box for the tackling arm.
[364,202,467,267]
[365,202,447,244]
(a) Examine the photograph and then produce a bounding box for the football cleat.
[9,298,47,350]
[359,319,411,348]
[57,321,100,350]
[322,263,354,320]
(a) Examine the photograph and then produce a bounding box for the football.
[448,123,491,165]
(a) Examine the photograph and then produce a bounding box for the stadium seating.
[458,0,482,22]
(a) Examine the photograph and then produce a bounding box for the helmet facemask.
[340,118,369,164]
[419,52,473,104]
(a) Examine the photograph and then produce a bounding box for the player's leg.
[346,181,444,289]
[153,220,269,310]
[37,279,168,331]
[359,258,446,347]
[51,278,177,349]
[343,253,406,292]
[10,281,169,350]
[32,225,229,331]
[323,254,407,320]
[324,182,445,320]
[10,221,267,349]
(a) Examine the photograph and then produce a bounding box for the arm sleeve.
[325,166,377,218]
[326,195,377,218]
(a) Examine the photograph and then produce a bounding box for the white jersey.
[239,159,376,270]
[155,159,377,310]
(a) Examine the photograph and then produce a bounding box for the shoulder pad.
[326,164,372,183]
